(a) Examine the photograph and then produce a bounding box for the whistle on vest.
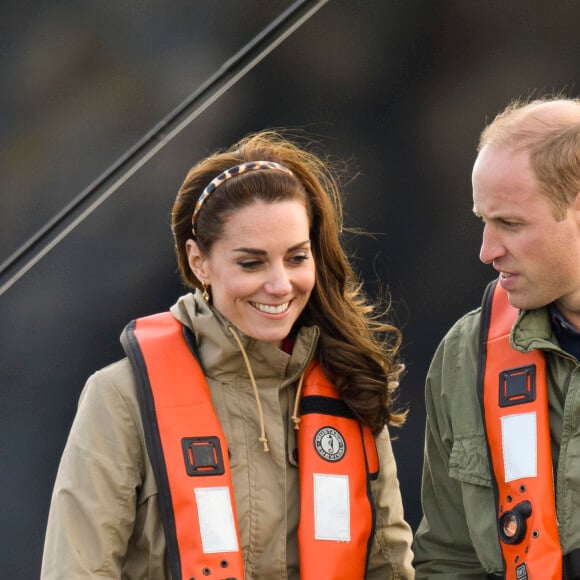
[499,500,532,545]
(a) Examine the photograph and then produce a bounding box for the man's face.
[472,145,580,323]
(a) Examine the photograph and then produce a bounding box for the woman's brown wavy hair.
[171,130,406,432]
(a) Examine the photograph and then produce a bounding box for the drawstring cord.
[226,332,401,453]
[291,373,305,430]
[228,326,270,453]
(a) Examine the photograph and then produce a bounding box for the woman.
[41,130,414,579]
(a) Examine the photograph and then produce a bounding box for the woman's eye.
[239,260,262,270]
[289,253,309,265]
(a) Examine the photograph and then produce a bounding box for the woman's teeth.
[252,302,289,314]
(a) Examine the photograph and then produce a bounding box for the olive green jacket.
[41,291,414,579]
[413,300,580,578]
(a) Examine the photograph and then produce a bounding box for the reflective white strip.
[501,411,537,482]
[194,487,239,553]
[313,473,350,541]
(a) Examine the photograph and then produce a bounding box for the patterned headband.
[191,160,294,235]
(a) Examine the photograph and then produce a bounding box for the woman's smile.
[250,301,291,315]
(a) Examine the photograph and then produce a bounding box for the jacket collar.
[511,306,565,356]
[169,290,319,386]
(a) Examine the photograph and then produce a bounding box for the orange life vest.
[479,279,562,579]
[121,311,379,580]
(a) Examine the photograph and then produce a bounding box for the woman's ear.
[185,239,210,283]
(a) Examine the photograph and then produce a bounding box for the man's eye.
[501,220,519,230]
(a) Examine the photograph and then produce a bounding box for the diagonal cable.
[0,0,330,297]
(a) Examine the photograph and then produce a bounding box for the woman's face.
[186,200,316,347]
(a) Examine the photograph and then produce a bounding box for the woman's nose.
[264,266,292,294]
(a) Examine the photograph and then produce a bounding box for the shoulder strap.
[297,363,378,579]
[121,312,243,580]
[478,279,561,580]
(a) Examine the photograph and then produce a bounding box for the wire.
[0,0,330,297]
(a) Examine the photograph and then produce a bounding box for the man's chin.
[507,293,546,311]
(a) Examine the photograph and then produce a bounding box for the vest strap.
[122,313,244,580]
[297,363,378,579]
[478,279,562,579]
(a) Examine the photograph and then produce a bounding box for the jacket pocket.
[449,433,492,486]
[449,433,503,574]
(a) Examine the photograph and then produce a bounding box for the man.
[413,97,580,579]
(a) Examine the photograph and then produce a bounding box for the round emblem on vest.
[314,426,346,462]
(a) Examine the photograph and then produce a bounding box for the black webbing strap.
[565,548,580,580]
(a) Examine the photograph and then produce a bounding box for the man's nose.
[479,224,505,264]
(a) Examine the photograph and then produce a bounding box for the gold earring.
[202,283,210,302]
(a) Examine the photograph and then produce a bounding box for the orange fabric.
[129,313,379,580]
[297,363,378,579]
[482,281,562,579]
[132,313,244,580]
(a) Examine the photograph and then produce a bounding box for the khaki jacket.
[41,291,414,579]
[413,300,580,578]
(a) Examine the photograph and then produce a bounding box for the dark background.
[1,1,578,577]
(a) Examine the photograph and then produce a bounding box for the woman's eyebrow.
[232,247,266,255]
[232,240,311,255]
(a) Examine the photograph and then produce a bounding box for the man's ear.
[185,239,210,283]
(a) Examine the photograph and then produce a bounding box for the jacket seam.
[374,531,398,578]
[94,374,143,576]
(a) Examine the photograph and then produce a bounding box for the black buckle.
[182,436,225,476]
[499,365,536,407]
